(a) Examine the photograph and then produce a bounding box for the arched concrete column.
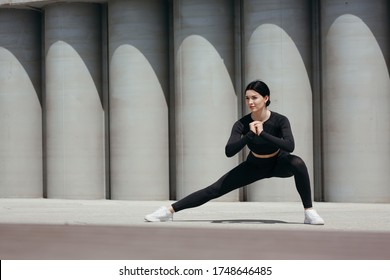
[0,9,42,197]
[45,3,105,199]
[321,0,390,202]
[243,0,314,203]
[108,0,169,200]
[174,0,239,201]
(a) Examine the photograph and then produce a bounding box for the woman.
[145,80,324,225]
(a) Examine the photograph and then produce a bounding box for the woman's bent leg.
[272,154,313,209]
[271,154,324,224]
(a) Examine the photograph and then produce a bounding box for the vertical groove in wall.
[101,3,110,199]
[311,0,324,202]
[168,0,177,201]
[235,0,246,202]
[41,8,47,198]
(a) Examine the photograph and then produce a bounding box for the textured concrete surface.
[0,199,389,259]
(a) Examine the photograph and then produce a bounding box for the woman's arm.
[225,121,255,157]
[260,117,295,152]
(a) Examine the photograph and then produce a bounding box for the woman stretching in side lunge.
[145,80,324,225]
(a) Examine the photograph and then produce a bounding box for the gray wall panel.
[0,9,42,197]
[321,0,390,202]
[174,0,239,201]
[108,0,169,200]
[45,3,105,199]
[243,0,314,204]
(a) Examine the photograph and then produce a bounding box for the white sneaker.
[145,206,173,222]
[304,209,325,225]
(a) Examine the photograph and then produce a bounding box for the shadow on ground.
[174,219,301,225]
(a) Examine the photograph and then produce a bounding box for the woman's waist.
[251,149,280,159]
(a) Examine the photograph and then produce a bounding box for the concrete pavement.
[0,198,389,259]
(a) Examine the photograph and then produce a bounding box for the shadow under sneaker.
[304,209,325,225]
[145,206,173,222]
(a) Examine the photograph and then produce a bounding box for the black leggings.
[172,152,313,212]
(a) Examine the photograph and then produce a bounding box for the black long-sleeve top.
[225,111,295,157]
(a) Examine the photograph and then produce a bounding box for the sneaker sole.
[304,220,325,225]
[144,216,172,222]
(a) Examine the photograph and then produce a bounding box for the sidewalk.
[0,198,389,259]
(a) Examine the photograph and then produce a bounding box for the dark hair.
[245,80,271,106]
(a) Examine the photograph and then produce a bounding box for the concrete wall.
[0,0,389,203]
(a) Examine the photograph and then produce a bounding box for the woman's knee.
[288,155,307,173]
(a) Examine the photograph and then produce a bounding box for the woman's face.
[245,90,268,113]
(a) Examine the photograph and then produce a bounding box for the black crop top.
[225,111,295,157]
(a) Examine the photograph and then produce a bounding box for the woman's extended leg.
[145,158,269,222]
[172,160,266,212]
